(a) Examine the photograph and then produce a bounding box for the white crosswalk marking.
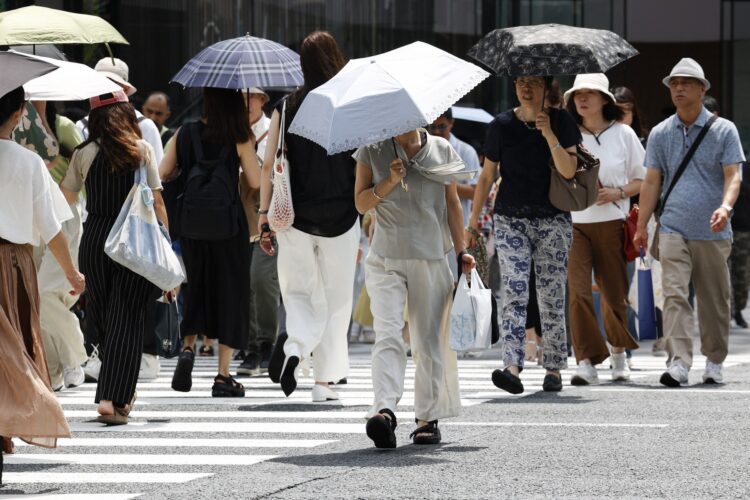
[6,349,750,497]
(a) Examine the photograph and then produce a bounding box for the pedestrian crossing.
[4,348,750,497]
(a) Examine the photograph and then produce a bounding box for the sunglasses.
[515,78,544,88]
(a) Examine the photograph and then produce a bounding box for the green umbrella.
[0,5,128,46]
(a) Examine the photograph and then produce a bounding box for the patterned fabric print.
[494,213,572,370]
[12,103,59,164]
[468,23,638,77]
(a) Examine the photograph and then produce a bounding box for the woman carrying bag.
[61,91,163,424]
[466,76,580,394]
[354,128,476,448]
[564,74,646,384]
[258,31,360,403]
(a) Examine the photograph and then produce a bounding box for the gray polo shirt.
[353,134,462,260]
[645,107,745,240]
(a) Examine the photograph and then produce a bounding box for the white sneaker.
[63,365,85,388]
[660,362,689,387]
[82,346,101,382]
[139,353,160,381]
[311,384,339,402]
[611,352,631,381]
[702,361,723,384]
[570,360,599,385]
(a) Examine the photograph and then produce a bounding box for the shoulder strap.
[657,114,718,216]
[276,99,286,158]
[189,122,204,162]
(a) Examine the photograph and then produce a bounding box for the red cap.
[89,90,129,111]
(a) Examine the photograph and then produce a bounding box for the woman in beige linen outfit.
[354,128,475,448]
[0,86,85,469]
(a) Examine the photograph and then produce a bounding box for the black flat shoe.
[366,408,397,449]
[279,355,299,397]
[268,332,288,383]
[734,311,748,328]
[171,348,194,392]
[542,373,563,392]
[492,368,524,394]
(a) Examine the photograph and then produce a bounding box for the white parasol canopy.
[288,41,489,154]
[18,50,122,101]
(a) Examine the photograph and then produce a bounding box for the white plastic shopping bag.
[105,165,185,291]
[449,268,492,352]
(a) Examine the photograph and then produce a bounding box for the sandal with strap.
[199,345,215,357]
[212,374,245,398]
[410,419,441,445]
[366,408,397,449]
[96,391,137,426]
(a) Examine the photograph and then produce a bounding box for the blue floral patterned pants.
[493,213,572,371]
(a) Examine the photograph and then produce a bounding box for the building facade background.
[2,0,748,151]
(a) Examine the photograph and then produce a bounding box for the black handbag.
[154,300,182,358]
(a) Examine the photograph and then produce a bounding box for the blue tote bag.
[637,251,658,340]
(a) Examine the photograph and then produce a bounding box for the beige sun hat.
[242,87,269,102]
[563,73,615,105]
[662,57,711,90]
[94,57,137,96]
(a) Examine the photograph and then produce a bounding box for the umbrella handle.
[105,42,115,65]
[391,138,408,192]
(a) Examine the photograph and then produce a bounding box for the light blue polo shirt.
[645,107,746,240]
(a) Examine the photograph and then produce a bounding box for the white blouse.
[572,122,646,224]
[0,140,72,246]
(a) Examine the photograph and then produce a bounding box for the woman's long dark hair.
[202,88,251,145]
[612,86,647,139]
[83,101,143,174]
[0,86,25,126]
[566,90,624,125]
[289,31,346,110]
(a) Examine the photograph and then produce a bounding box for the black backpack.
[177,124,239,241]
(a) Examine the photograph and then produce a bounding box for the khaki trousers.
[568,220,638,365]
[365,252,460,423]
[40,291,87,387]
[659,233,732,368]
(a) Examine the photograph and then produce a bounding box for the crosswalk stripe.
[5,454,277,465]
[5,495,142,499]
[61,410,400,419]
[14,438,335,448]
[67,421,364,434]
[2,473,213,484]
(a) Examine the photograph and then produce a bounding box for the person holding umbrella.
[467,75,580,393]
[354,127,476,447]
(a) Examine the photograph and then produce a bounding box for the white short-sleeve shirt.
[0,140,73,246]
[572,122,646,224]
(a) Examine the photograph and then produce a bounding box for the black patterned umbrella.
[467,24,638,77]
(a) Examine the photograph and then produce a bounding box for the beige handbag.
[548,144,600,212]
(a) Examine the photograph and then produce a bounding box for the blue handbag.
[637,251,658,340]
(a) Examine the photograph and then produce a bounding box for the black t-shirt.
[275,95,358,237]
[484,107,581,219]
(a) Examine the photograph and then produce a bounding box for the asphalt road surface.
[3,331,750,499]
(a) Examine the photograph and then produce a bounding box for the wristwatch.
[721,204,734,218]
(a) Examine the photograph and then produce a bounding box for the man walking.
[635,58,745,386]
[236,88,280,376]
[142,91,174,147]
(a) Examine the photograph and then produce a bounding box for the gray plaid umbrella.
[171,34,303,89]
[468,24,638,77]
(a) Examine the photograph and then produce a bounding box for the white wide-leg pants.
[276,222,360,382]
[365,252,460,422]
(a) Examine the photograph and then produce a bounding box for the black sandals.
[492,368,524,394]
[171,347,195,392]
[212,374,245,398]
[366,408,398,449]
[268,332,288,383]
[410,420,441,445]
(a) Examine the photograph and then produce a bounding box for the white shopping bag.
[449,268,492,352]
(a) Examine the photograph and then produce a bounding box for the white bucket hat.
[662,57,710,90]
[563,73,615,105]
[94,57,137,96]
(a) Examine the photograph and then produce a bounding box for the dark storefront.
[2,0,748,150]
